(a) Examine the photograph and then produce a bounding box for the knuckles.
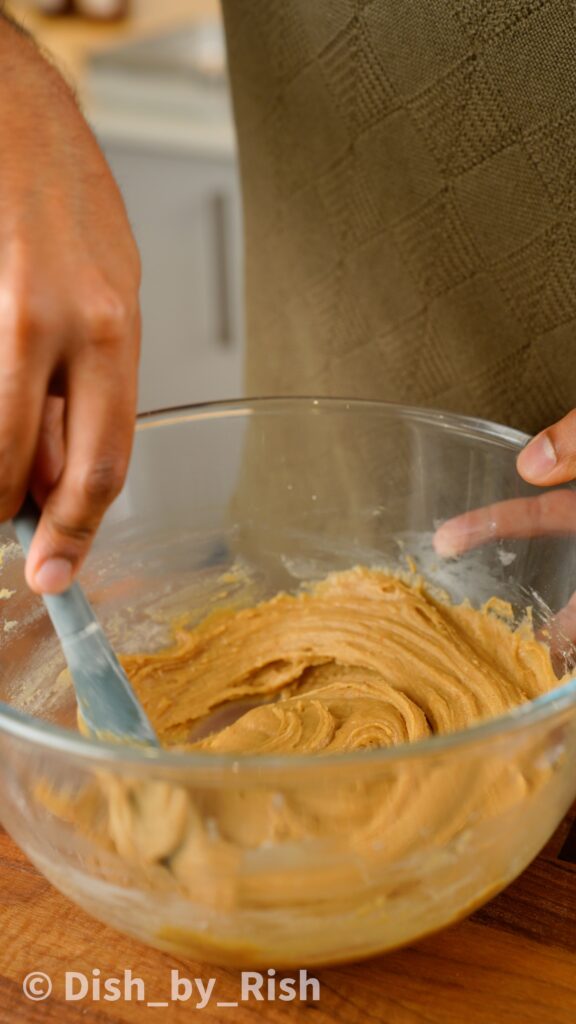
[0,287,57,350]
[45,516,95,545]
[75,456,127,506]
[0,272,138,351]
[80,286,133,346]
[44,458,126,543]
[39,454,129,547]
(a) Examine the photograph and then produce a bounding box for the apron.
[221,0,576,434]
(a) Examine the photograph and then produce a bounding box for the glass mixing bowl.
[0,398,575,967]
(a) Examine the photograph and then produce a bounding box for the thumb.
[516,410,576,486]
[25,491,104,596]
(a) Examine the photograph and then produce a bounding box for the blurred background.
[7,0,245,414]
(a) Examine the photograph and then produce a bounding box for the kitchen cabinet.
[99,131,245,413]
[87,16,245,414]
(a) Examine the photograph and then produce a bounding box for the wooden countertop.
[0,805,574,1023]
[5,0,219,91]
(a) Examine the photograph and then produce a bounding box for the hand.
[434,410,576,557]
[515,409,576,488]
[434,488,576,556]
[0,16,141,594]
[433,410,576,655]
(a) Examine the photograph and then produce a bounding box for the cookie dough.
[40,567,565,964]
[121,566,557,754]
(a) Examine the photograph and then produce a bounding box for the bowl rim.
[1,395,575,773]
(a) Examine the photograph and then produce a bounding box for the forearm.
[0,4,141,594]
[0,10,114,241]
[0,3,76,107]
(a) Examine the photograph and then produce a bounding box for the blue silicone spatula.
[13,496,159,748]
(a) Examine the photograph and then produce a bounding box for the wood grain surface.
[0,805,574,1024]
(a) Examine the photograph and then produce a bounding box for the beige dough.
[121,566,557,754]
[39,567,564,963]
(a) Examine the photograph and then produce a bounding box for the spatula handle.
[13,494,96,640]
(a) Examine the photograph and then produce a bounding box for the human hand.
[515,409,576,489]
[0,16,141,594]
[434,410,576,557]
[434,410,576,653]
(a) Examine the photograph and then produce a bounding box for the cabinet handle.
[212,192,234,347]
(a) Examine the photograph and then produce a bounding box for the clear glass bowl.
[0,398,575,967]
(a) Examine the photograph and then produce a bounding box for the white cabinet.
[90,69,245,413]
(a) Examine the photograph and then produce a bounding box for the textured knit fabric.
[221,0,576,433]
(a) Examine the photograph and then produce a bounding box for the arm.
[0,9,141,594]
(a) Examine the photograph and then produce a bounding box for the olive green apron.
[221,0,576,434]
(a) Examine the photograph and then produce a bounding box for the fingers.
[0,288,52,519]
[25,317,139,595]
[434,490,576,557]
[517,410,576,485]
[436,409,576,558]
[29,395,65,508]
